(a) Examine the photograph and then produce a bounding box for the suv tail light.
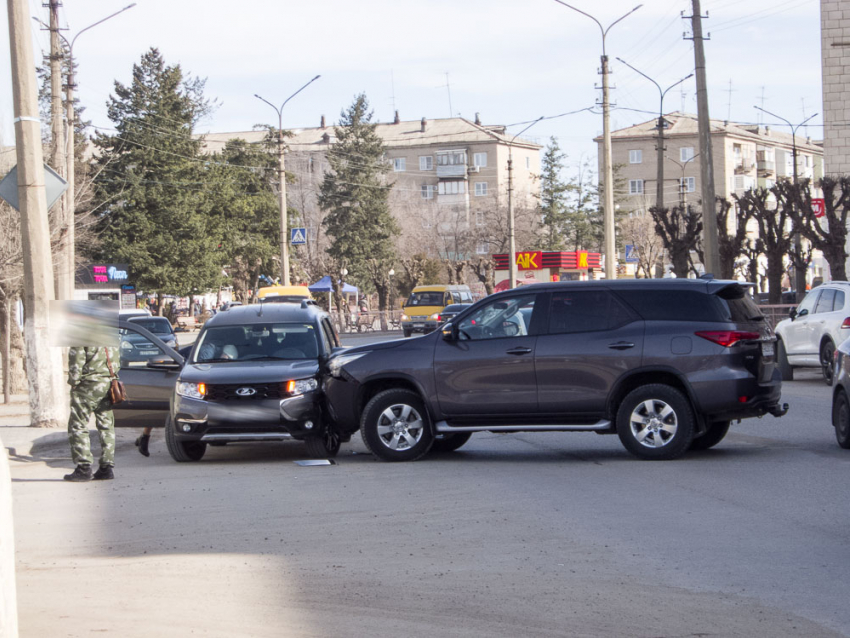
[695,330,760,347]
[841,318,850,329]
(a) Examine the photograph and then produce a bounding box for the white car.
[774,282,850,385]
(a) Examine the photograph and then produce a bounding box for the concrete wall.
[0,439,18,638]
[821,0,850,175]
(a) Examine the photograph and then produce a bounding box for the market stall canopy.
[308,276,358,294]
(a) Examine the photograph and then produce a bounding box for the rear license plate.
[140,350,157,356]
[413,323,424,328]
[762,341,775,357]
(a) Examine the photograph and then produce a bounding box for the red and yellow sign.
[515,251,542,270]
[577,251,589,268]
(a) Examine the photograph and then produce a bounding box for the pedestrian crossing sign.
[290,228,307,245]
[625,244,638,263]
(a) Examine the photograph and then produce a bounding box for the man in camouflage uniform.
[64,346,121,482]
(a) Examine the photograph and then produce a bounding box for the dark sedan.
[437,304,468,324]
[120,316,178,365]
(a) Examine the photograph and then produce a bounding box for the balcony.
[734,160,755,174]
[436,164,467,178]
[757,160,775,175]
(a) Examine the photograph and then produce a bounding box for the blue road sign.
[290,227,307,245]
[625,244,638,264]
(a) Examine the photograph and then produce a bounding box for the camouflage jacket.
[68,347,120,387]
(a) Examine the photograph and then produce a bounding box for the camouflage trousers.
[67,380,115,468]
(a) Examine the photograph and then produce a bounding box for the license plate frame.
[761,341,775,357]
[139,350,158,356]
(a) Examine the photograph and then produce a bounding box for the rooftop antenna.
[445,72,453,118]
[724,79,736,121]
[757,86,767,125]
[680,86,686,114]
[390,69,396,114]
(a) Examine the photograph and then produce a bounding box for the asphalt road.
[7,335,850,637]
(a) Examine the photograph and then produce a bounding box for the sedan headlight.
[328,351,369,378]
[286,378,319,395]
[401,314,409,322]
[120,340,134,351]
[176,381,206,399]
[429,313,440,321]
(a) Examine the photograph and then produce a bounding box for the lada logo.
[235,387,256,397]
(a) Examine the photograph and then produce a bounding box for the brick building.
[821,0,850,175]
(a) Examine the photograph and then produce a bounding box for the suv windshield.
[407,292,445,306]
[128,318,173,334]
[193,323,319,362]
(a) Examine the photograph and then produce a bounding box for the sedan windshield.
[129,318,174,335]
[193,323,319,363]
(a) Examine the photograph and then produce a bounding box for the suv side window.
[548,290,633,334]
[814,288,836,314]
[834,290,845,311]
[796,290,820,317]
[616,290,726,322]
[321,318,339,349]
[457,294,535,340]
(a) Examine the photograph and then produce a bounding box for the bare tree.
[648,205,703,278]
[619,213,663,278]
[717,197,752,280]
[734,189,792,303]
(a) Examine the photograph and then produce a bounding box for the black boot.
[135,434,151,457]
[93,466,114,480]
[64,465,92,482]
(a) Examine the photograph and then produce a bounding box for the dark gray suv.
[323,279,788,461]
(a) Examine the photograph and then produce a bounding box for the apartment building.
[821,0,850,175]
[202,115,541,258]
[598,112,823,214]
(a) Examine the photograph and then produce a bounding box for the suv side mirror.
[797,308,808,319]
[789,308,797,320]
[146,358,182,371]
[442,322,456,341]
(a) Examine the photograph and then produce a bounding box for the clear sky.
[0,0,822,175]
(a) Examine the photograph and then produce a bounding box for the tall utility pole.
[37,4,137,301]
[255,75,321,287]
[689,0,719,276]
[506,117,544,289]
[616,58,692,212]
[47,0,69,300]
[554,1,642,280]
[754,106,818,301]
[8,0,65,427]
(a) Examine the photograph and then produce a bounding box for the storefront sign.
[76,264,131,288]
[516,251,542,270]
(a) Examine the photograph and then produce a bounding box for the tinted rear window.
[616,289,731,322]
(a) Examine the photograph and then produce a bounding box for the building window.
[473,152,487,168]
[474,182,488,197]
[421,184,436,200]
[475,209,485,226]
[526,157,531,169]
[437,151,467,166]
[438,180,466,195]
[679,177,696,193]
[680,147,695,162]
[629,149,642,164]
[419,156,433,171]
[629,179,644,195]
[393,157,406,172]
[476,242,489,255]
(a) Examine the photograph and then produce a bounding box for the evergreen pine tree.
[538,137,570,251]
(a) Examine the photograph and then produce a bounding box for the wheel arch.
[607,368,705,434]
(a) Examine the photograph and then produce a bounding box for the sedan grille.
[205,383,285,402]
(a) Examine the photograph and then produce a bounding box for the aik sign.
[515,251,543,270]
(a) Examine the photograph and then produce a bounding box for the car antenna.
[257,301,264,317]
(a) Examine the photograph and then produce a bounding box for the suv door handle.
[506,347,533,355]
[608,341,635,350]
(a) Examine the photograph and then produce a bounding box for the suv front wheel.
[165,415,207,462]
[616,385,695,460]
[360,389,433,461]
[304,425,342,458]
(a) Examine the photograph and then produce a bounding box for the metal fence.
[759,305,795,331]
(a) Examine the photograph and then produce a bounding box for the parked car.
[400,285,473,338]
[114,301,346,461]
[118,308,152,319]
[830,339,850,448]
[436,304,468,324]
[121,316,178,363]
[324,279,787,462]
[774,281,850,385]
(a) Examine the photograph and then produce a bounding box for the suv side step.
[200,433,293,442]
[435,420,612,433]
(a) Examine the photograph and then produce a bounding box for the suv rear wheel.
[689,420,730,451]
[430,432,472,454]
[821,340,836,386]
[360,389,433,462]
[616,385,694,460]
[165,415,206,462]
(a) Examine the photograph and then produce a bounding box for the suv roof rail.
[699,273,715,280]
[300,299,318,309]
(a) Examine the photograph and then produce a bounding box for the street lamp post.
[255,75,321,286]
[507,117,544,290]
[754,106,819,301]
[37,3,137,299]
[553,1,642,279]
[616,58,692,212]
[666,153,699,210]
